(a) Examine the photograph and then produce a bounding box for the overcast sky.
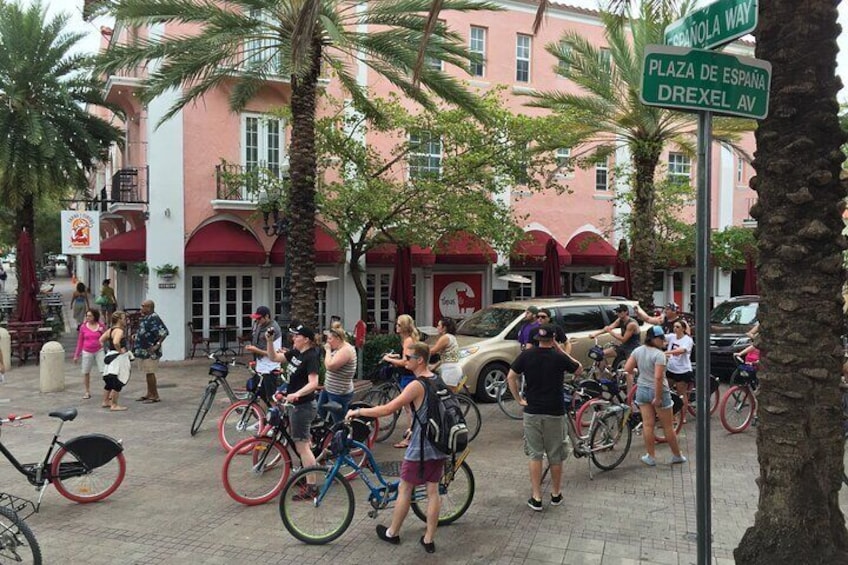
[32,0,848,102]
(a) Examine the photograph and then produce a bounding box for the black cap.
[614,304,629,313]
[533,323,556,340]
[289,324,315,341]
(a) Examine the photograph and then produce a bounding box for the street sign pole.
[695,110,713,565]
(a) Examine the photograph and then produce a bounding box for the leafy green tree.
[525,0,751,307]
[94,0,498,326]
[315,92,562,319]
[0,1,121,283]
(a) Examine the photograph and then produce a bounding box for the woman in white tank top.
[429,318,462,386]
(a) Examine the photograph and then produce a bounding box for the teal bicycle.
[279,420,475,544]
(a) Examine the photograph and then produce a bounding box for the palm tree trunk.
[628,142,661,307]
[734,2,848,562]
[287,39,322,328]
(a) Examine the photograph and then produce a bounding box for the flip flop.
[101,404,111,409]
[136,396,150,402]
[82,393,91,400]
[110,406,128,412]
[143,398,161,404]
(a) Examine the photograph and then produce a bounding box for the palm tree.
[95,0,497,326]
[0,1,122,276]
[732,1,848,562]
[524,0,750,307]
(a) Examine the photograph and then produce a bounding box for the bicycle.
[0,493,41,564]
[279,420,475,545]
[719,359,759,433]
[190,353,250,436]
[684,373,721,419]
[217,364,282,451]
[444,374,482,442]
[0,409,126,505]
[221,399,376,505]
[361,356,404,442]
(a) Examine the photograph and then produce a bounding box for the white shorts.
[439,363,463,387]
[80,350,105,375]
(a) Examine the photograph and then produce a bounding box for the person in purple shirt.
[517,306,540,350]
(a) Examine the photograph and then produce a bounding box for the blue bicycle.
[279,420,475,544]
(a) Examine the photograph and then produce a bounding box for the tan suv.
[453,297,644,402]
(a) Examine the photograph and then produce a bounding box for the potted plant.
[134,262,149,277]
[153,263,179,280]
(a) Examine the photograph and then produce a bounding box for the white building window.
[556,147,572,175]
[241,114,284,199]
[469,26,486,77]
[595,158,609,191]
[408,131,442,179]
[243,9,282,73]
[557,42,572,77]
[190,273,255,342]
[516,34,531,83]
[367,271,417,332]
[737,156,745,185]
[668,152,691,184]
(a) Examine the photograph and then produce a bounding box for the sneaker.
[640,454,657,467]
[670,454,688,465]
[291,485,318,502]
[527,497,543,511]
[550,493,563,506]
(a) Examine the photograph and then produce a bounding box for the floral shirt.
[133,312,169,360]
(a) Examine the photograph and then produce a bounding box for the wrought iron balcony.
[110,166,148,204]
[215,162,283,201]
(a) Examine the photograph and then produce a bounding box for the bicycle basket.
[266,406,282,427]
[245,375,258,392]
[737,364,758,381]
[588,345,605,362]
[577,379,604,398]
[350,417,373,443]
[208,362,229,379]
[599,378,619,399]
[329,427,353,455]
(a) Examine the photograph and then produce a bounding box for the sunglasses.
[537,314,549,319]
[404,354,421,361]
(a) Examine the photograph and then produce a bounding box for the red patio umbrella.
[541,238,563,296]
[390,245,414,316]
[15,229,41,323]
[611,240,632,298]
[744,253,758,295]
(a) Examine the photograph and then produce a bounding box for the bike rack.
[0,492,37,520]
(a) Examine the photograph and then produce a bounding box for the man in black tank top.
[589,304,641,368]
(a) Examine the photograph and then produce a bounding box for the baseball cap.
[251,305,271,320]
[665,302,680,312]
[613,304,629,313]
[526,305,539,315]
[646,325,666,341]
[533,323,556,340]
[289,324,315,341]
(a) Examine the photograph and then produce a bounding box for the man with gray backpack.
[347,341,466,554]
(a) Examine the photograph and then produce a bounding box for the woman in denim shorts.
[624,326,687,467]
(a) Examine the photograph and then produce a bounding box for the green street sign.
[665,0,757,50]
[640,45,771,119]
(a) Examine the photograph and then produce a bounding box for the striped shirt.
[324,345,357,395]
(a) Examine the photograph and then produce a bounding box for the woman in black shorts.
[664,320,694,418]
[100,311,131,411]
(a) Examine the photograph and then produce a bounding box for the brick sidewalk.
[0,359,844,564]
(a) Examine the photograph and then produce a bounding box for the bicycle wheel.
[0,506,41,565]
[574,398,605,438]
[687,380,720,418]
[411,460,474,525]
[218,400,265,451]
[589,409,632,471]
[50,448,126,503]
[719,385,756,433]
[222,437,292,505]
[279,466,354,545]
[190,382,217,436]
[456,395,482,442]
[497,381,523,420]
[363,388,398,442]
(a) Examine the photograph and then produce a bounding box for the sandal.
[82,393,91,400]
[393,429,412,449]
[110,405,128,412]
[142,398,161,404]
[136,396,150,402]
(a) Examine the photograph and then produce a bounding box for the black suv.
[708,295,759,380]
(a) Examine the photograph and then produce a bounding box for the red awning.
[87,227,146,262]
[269,225,343,265]
[366,243,436,267]
[434,232,497,265]
[510,230,572,268]
[566,231,617,266]
[185,221,265,265]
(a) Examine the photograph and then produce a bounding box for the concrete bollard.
[0,328,10,374]
[39,341,65,393]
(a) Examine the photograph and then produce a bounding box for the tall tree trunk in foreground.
[735,1,848,563]
[628,142,662,308]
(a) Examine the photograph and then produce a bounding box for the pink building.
[81,2,758,360]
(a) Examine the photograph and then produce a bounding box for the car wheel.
[476,362,509,403]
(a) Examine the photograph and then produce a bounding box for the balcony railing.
[215,163,283,201]
[743,197,757,225]
[110,166,148,204]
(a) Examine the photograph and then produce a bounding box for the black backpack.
[414,376,469,456]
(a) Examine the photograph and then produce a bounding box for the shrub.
[360,333,401,379]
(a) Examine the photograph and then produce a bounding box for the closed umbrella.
[15,229,41,323]
[390,245,414,316]
[541,238,563,296]
[611,240,632,298]
[744,253,758,295]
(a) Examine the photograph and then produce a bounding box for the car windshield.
[710,301,758,326]
[456,307,523,338]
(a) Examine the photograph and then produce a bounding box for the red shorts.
[400,458,444,486]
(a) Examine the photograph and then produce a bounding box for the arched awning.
[185,221,265,265]
[269,225,344,265]
[434,232,497,265]
[366,243,436,267]
[510,230,572,268]
[86,227,146,262]
[565,231,617,266]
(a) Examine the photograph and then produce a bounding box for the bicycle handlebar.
[0,414,33,425]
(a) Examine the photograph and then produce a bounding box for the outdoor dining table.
[211,325,238,359]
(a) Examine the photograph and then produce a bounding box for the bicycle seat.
[48,408,78,422]
[322,401,344,416]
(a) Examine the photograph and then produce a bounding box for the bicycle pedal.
[367,509,378,519]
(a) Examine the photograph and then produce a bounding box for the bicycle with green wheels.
[279,420,474,545]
